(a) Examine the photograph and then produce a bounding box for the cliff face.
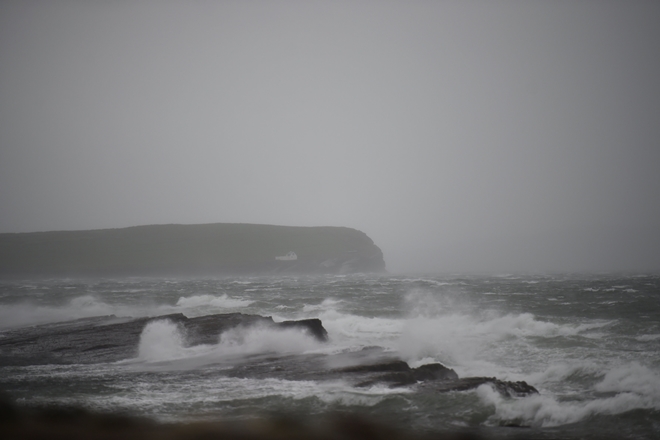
[0,223,386,277]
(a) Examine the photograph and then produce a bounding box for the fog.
[1,0,659,273]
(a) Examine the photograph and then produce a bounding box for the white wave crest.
[595,363,660,396]
[396,291,613,377]
[212,324,321,357]
[132,320,323,367]
[529,362,603,384]
[175,294,254,310]
[137,320,187,361]
[313,308,403,351]
[0,295,118,329]
[477,363,660,427]
[302,298,343,313]
[398,312,596,365]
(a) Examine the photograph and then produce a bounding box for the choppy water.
[1,274,659,438]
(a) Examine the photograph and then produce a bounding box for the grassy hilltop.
[0,223,386,277]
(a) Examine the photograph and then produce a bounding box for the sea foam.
[477,362,660,427]
[137,319,187,361]
[175,294,254,310]
[0,295,121,329]
[133,318,323,366]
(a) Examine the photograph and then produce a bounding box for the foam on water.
[0,295,119,329]
[477,362,660,427]
[137,320,187,361]
[301,298,343,313]
[2,274,659,436]
[174,294,254,311]
[393,290,613,377]
[0,291,257,330]
[310,308,403,352]
[132,319,323,367]
[78,376,410,421]
[212,324,321,357]
[529,361,604,385]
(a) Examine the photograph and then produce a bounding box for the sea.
[1,273,659,439]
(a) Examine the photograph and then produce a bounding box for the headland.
[0,223,386,277]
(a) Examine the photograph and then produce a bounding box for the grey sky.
[1,0,659,273]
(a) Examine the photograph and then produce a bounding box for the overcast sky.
[1,0,659,273]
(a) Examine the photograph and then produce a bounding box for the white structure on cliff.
[275,251,297,261]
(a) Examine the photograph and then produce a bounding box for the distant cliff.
[0,223,386,277]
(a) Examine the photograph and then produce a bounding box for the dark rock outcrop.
[0,313,328,366]
[339,360,459,387]
[278,318,328,342]
[338,359,537,397]
[0,315,537,398]
[427,377,538,397]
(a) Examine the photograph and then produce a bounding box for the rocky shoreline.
[0,312,537,398]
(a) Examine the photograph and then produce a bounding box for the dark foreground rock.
[0,397,487,440]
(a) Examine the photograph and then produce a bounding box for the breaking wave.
[0,293,255,330]
[137,319,187,361]
[395,290,612,376]
[477,363,660,427]
[134,319,322,365]
[174,294,254,310]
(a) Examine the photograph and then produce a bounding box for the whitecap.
[137,319,187,361]
[0,295,118,329]
[477,362,660,428]
[175,294,254,310]
[301,298,343,312]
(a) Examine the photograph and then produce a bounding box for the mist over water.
[1,274,659,438]
[2,4,659,438]
[1,1,660,274]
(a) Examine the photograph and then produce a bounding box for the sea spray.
[133,319,324,368]
[0,295,115,329]
[137,320,187,361]
[2,273,659,438]
[213,324,321,357]
[175,294,254,311]
[476,362,660,428]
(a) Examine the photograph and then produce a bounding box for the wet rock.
[427,377,538,396]
[0,313,329,366]
[412,363,460,382]
[277,318,328,342]
[337,359,536,397]
[339,360,459,388]
[339,360,412,374]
